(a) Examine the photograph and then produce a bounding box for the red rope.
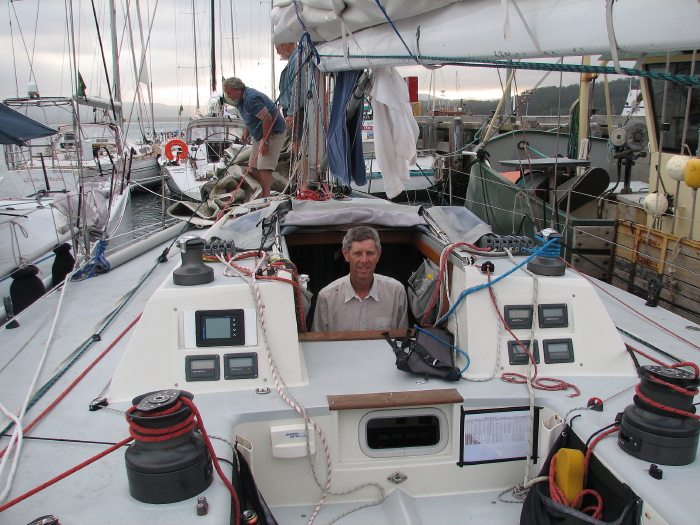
[626,345,700,419]
[180,398,241,525]
[225,253,308,332]
[485,270,580,397]
[548,426,619,520]
[0,397,242,525]
[0,313,143,461]
[216,106,281,221]
[420,242,491,327]
[562,259,700,352]
[0,437,133,513]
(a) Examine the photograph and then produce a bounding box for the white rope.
[0,266,77,501]
[0,401,23,502]
[219,252,384,524]
[606,0,624,75]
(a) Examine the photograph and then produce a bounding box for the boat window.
[647,60,700,155]
[188,127,208,142]
[359,407,448,458]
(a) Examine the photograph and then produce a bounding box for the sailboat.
[2,1,700,524]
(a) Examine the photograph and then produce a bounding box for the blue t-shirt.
[237,87,286,141]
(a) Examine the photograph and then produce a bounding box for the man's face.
[343,238,380,286]
[224,87,242,104]
[275,44,291,60]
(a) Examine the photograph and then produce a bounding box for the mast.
[109,0,123,125]
[210,0,216,92]
[192,0,200,109]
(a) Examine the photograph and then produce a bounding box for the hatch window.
[359,408,448,458]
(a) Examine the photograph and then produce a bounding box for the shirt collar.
[342,274,379,303]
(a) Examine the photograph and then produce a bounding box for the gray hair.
[223,77,245,90]
[342,226,381,253]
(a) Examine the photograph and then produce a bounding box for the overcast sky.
[1,0,613,115]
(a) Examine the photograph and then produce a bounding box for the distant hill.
[419,78,632,117]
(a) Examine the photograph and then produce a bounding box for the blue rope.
[71,239,110,281]
[523,234,562,258]
[414,325,470,374]
[0,253,56,284]
[435,237,559,325]
[291,0,320,64]
[373,0,419,64]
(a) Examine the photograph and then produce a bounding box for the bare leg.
[250,168,272,198]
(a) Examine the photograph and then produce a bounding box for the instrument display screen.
[507,340,540,365]
[504,305,533,330]
[185,355,220,381]
[538,304,568,328]
[543,339,575,363]
[224,352,258,380]
[195,309,245,347]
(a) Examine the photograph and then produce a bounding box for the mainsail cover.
[272,0,700,72]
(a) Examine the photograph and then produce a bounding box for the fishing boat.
[2,1,700,525]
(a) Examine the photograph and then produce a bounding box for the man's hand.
[285,115,294,130]
[259,142,270,156]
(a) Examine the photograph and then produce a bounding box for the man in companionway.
[222,77,286,198]
[311,226,409,332]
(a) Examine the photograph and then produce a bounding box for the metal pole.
[211,0,216,93]
[109,0,122,125]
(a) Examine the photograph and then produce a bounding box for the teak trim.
[327,388,464,411]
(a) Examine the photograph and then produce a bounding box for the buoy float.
[667,155,691,182]
[684,158,700,188]
[164,138,189,161]
[643,192,669,215]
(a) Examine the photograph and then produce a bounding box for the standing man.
[311,226,409,332]
[222,77,286,197]
[275,42,306,152]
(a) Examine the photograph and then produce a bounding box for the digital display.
[203,316,231,339]
[508,308,531,320]
[542,307,564,318]
[228,357,253,368]
[191,359,216,370]
[195,309,245,347]
[185,354,220,381]
[543,339,574,363]
[507,340,539,365]
[224,352,258,380]
[504,305,533,329]
[538,304,568,328]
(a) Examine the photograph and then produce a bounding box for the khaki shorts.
[251,132,285,170]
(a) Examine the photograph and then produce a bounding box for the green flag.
[77,72,87,97]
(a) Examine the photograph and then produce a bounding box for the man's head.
[275,43,296,61]
[342,226,382,288]
[222,77,246,104]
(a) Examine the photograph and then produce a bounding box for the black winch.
[124,390,213,504]
[619,365,700,466]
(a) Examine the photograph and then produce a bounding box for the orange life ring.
[164,138,188,161]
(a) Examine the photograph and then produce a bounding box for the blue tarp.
[326,70,366,187]
[0,103,57,145]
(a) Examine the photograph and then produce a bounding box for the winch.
[124,390,213,503]
[619,364,700,466]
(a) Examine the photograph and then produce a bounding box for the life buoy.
[164,138,189,161]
